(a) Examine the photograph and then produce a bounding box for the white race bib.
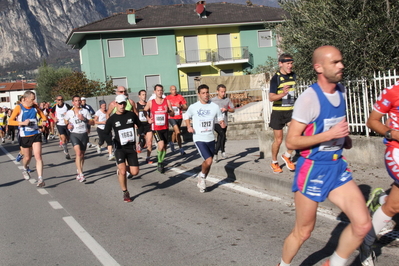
[139,111,147,122]
[155,114,165,126]
[199,119,213,133]
[319,116,345,151]
[282,90,295,107]
[172,106,180,116]
[25,120,38,132]
[118,128,135,145]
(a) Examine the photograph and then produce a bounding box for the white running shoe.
[22,169,30,180]
[359,242,376,266]
[213,154,218,163]
[37,178,45,187]
[97,146,101,154]
[197,176,207,193]
[76,173,86,182]
[108,154,115,161]
[221,152,227,159]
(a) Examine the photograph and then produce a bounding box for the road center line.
[63,216,120,266]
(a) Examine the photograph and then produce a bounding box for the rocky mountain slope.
[0,0,277,73]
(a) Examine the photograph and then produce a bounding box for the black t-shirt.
[104,111,141,149]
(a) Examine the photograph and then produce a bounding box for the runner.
[183,84,225,193]
[64,95,94,182]
[144,84,174,173]
[277,46,371,266]
[107,86,138,118]
[166,85,187,155]
[81,97,95,148]
[136,90,153,164]
[50,95,72,159]
[8,91,47,187]
[210,84,235,162]
[269,53,297,173]
[5,108,16,144]
[94,100,114,160]
[104,94,141,202]
[0,107,6,143]
[359,79,399,266]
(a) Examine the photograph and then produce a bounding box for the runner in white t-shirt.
[64,95,94,182]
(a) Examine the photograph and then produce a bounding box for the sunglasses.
[56,99,63,101]
[117,102,127,105]
[117,91,126,93]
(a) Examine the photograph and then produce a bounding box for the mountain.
[0,0,278,76]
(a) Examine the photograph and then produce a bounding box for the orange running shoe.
[281,154,295,171]
[322,260,330,266]
[270,162,283,174]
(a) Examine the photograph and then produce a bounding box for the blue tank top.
[18,104,40,137]
[300,83,346,161]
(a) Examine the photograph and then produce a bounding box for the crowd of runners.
[0,45,398,266]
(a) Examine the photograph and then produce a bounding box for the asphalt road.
[0,140,398,266]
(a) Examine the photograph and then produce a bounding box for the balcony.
[176,46,251,68]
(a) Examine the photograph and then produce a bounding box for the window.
[108,39,124,58]
[221,69,234,76]
[142,37,158,55]
[187,72,201,91]
[1,97,9,102]
[111,77,127,89]
[258,30,272,47]
[145,75,161,91]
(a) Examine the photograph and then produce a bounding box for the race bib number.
[118,128,135,145]
[172,106,180,116]
[0,118,3,124]
[139,111,147,122]
[155,114,165,126]
[26,120,38,132]
[319,116,345,151]
[199,119,213,133]
[74,120,86,131]
[282,90,295,107]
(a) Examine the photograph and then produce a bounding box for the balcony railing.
[176,46,250,66]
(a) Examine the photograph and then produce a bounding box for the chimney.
[127,9,136,25]
[195,1,207,18]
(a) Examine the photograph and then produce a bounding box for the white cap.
[81,97,86,100]
[115,95,127,103]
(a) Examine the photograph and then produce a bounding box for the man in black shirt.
[104,95,141,203]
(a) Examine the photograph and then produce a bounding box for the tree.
[52,71,116,100]
[266,0,399,80]
[36,63,72,102]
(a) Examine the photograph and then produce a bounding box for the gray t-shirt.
[210,96,234,125]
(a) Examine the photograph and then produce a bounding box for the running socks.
[279,259,290,266]
[157,150,166,163]
[364,206,392,246]
[329,251,347,266]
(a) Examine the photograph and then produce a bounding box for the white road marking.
[0,145,15,161]
[63,216,120,266]
[38,188,49,195]
[169,167,339,221]
[48,201,63,209]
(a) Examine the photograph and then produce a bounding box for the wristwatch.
[385,129,392,140]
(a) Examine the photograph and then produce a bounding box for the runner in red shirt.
[144,84,174,173]
[166,85,187,155]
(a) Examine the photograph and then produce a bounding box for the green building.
[66,2,285,92]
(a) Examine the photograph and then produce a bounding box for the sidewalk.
[163,138,393,212]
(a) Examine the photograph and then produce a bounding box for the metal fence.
[262,70,399,136]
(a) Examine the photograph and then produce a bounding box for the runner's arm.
[286,118,349,150]
[367,110,399,140]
